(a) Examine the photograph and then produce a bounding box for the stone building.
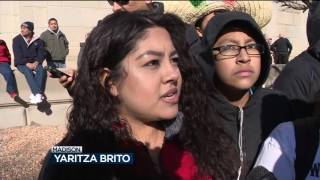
[263,2,309,61]
[0,1,310,68]
[0,1,111,69]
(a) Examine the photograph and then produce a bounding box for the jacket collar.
[164,111,183,139]
[209,86,259,115]
[48,28,60,36]
[20,34,39,47]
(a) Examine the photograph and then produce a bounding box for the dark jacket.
[273,1,320,118]
[270,37,292,55]
[12,34,45,66]
[195,12,294,179]
[38,115,206,180]
[40,29,69,61]
[39,130,164,180]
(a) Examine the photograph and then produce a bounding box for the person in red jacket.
[0,39,18,98]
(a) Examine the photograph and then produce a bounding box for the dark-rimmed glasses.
[212,44,265,57]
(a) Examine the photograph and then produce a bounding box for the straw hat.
[161,1,231,24]
[161,0,272,28]
[230,1,272,28]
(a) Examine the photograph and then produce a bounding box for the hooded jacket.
[195,12,293,179]
[12,34,45,66]
[273,1,320,118]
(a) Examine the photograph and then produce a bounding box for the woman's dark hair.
[65,11,238,179]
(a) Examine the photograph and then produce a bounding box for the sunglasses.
[107,0,129,6]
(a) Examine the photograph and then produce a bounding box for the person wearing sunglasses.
[196,11,294,179]
[107,0,162,13]
[57,0,166,95]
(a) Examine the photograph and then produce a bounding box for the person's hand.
[58,69,76,90]
[26,62,33,70]
[33,61,39,70]
[47,68,76,96]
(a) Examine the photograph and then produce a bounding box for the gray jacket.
[40,29,69,61]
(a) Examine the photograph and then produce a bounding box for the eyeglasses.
[212,44,265,57]
[107,0,129,6]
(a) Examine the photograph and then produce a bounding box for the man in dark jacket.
[196,12,294,179]
[270,34,292,64]
[273,1,320,118]
[13,21,47,104]
[40,18,69,68]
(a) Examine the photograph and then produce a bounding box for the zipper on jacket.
[237,108,244,180]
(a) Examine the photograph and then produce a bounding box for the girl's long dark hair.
[64,11,238,179]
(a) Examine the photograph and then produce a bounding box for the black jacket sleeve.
[273,65,309,101]
[270,40,277,52]
[12,37,28,66]
[35,39,46,63]
[287,38,292,54]
[273,52,316,118]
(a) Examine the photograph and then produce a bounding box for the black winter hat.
[21,21,34,32]
[197,11,271,88]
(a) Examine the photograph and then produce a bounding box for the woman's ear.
[99,68,118,96]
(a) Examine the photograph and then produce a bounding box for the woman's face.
[113,27,182,123]
[212,29,261,91]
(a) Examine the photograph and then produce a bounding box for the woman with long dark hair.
[39,11,238,180]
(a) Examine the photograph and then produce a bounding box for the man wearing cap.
[107,0,163,13]
[12,21,47,104]
[40,18,69,68]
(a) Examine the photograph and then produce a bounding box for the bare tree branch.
[274,0,312,12]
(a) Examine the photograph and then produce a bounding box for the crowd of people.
[1,0,320,179]
[0,18,69,104]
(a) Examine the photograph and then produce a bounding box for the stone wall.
[0,70,72,129]
[0,1,310,67]
[0,1,112,69]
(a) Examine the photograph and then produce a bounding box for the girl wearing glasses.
[39,11,238,180]
[196,11,294,179]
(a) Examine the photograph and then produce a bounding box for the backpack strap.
[294,116,320,180]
